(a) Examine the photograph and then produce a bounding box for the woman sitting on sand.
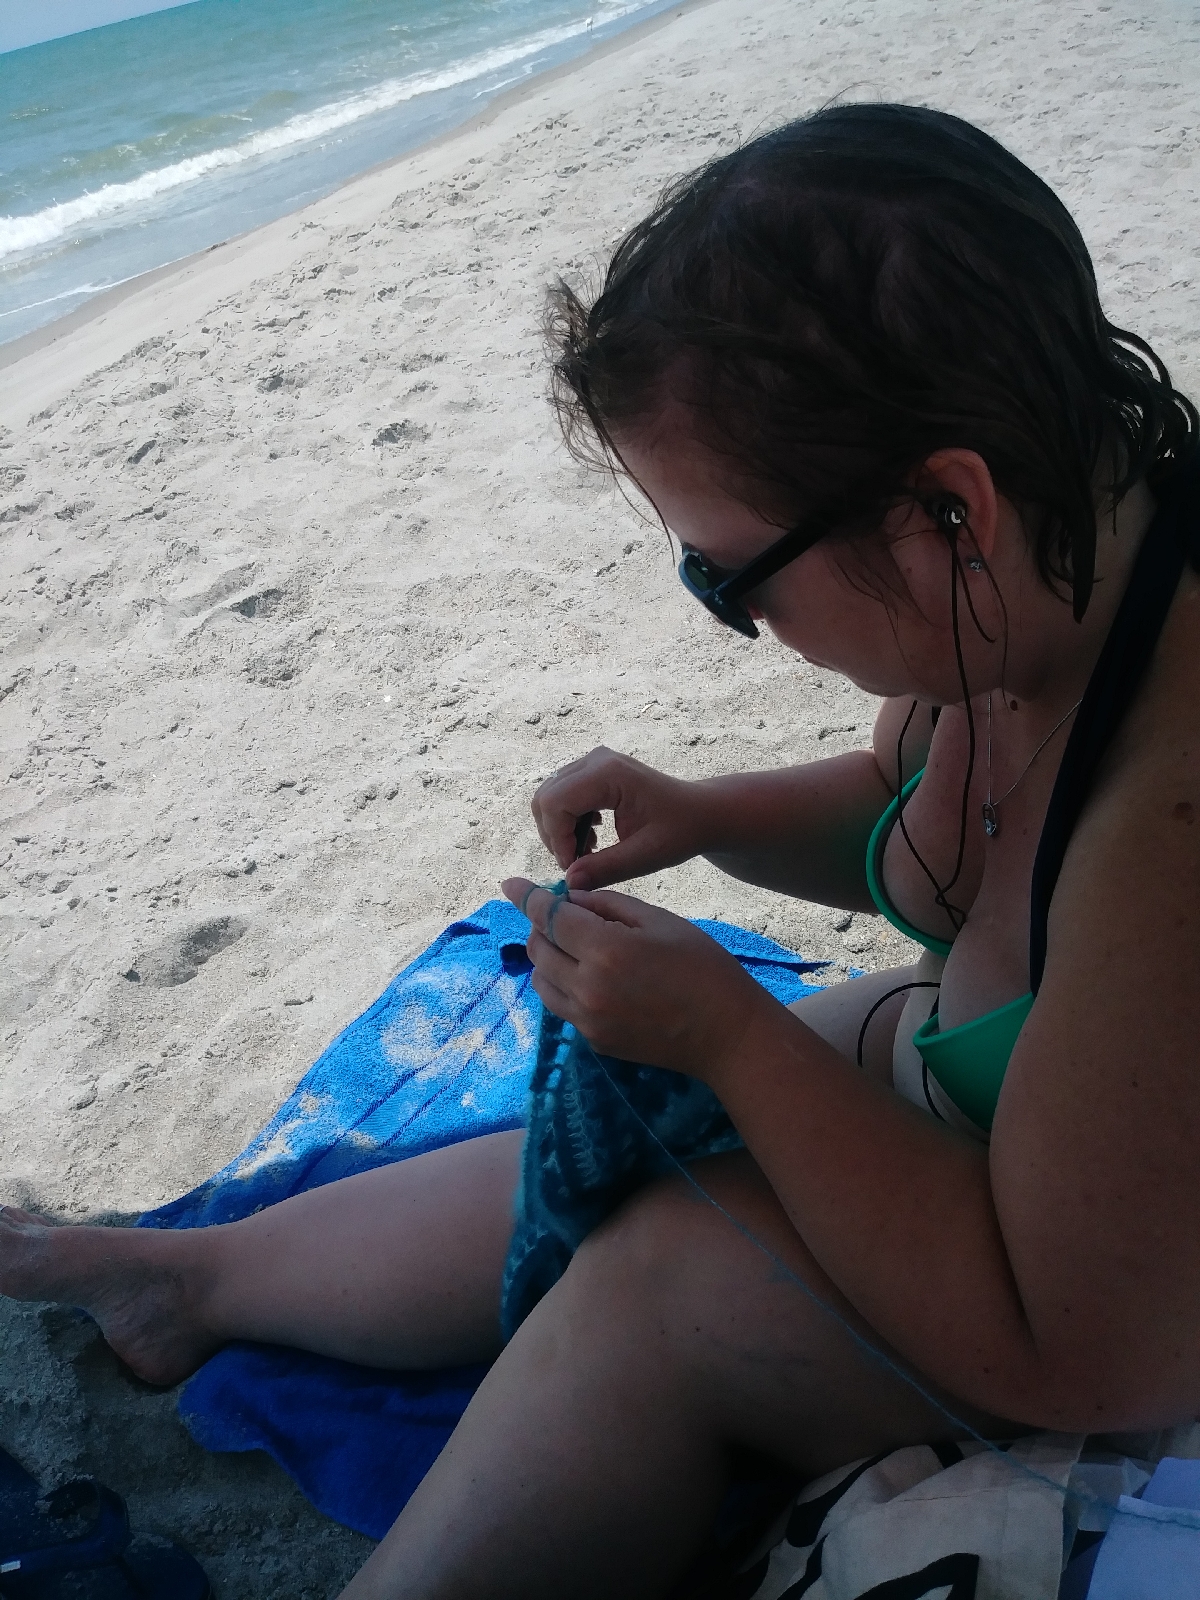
[3,103,1200,1600]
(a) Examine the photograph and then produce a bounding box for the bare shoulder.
[991,571,1200,1421]
[1038,566,1200,1011]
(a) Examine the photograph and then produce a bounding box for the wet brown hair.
[547,103,1198,620]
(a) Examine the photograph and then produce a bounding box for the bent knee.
[565,1176,706,1307]
[565,1152,768,1310]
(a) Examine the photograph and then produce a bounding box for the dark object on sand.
[0,1447,210,1599]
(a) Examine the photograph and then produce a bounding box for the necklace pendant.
[982,802,999,838]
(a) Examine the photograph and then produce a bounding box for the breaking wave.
[0,4,642,262]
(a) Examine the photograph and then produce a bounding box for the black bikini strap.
[1029,455,1200,994]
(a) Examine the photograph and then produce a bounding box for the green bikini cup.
[865,768,1033,1133]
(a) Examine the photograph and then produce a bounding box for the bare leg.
[0,1129,523,1384]
[339,1148,1004,1600]
[0,970,918,1389]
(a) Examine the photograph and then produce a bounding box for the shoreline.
[0,0,712,394]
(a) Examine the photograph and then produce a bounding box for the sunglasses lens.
[678,550,759,638]
[679,548,718,595]
[714,601,759,639]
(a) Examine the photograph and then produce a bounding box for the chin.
[839,667,935,699]
[848,671,916,696]
[801,658,910,697]
[777,631,929,699]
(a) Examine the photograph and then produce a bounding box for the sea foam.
[0,3,642,263]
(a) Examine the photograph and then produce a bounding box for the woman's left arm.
[505,756,1200,1431]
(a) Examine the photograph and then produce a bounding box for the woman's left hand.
[501,877,771,1081]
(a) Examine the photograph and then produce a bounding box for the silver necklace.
[982,692,1083,838]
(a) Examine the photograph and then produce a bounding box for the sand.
[1,0,1198,1591]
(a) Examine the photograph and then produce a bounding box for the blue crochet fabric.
[502,1010,745,1341]
[140,899,824,1539]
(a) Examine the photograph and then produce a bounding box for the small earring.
[967,557,985,572]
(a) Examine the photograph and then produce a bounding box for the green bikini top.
[861,457,1200,1136]
[866,769,1034,1134]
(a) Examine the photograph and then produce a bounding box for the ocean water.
[0,0,675,346]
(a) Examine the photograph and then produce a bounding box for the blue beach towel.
[140,899,824,1539]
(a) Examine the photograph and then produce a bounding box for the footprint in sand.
[229,588,283,619]
[124,915,247,987]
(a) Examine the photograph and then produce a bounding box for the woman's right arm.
[535,698,936,911]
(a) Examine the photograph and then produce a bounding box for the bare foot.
[0,1205,221,1386]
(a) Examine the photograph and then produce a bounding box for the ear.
[916,449,1000,562]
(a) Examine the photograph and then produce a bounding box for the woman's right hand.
[531,746,714,891]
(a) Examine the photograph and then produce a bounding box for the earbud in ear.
[931,497,968,533]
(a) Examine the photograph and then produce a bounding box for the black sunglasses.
[677,495,965,639]
[677,513,832,640]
